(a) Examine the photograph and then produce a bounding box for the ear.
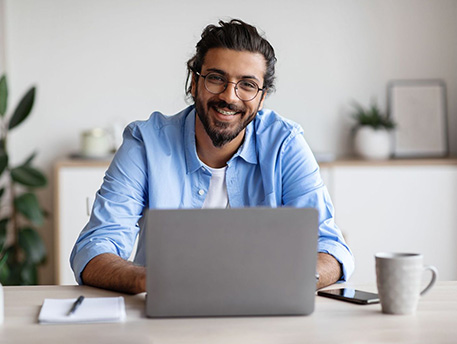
[257,90,267,111]
[191,73,197,99]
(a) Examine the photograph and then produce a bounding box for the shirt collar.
[184,107,204,174]
[184,108,259,173]
[229,119,258,165]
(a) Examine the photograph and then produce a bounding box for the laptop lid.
[145,207,318,317]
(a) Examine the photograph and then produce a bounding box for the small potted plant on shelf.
[351,100,396,160]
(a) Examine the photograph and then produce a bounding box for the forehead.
[202,48,266,82]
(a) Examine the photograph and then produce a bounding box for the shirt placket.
[191,166,212,208]
[225,159,242,208]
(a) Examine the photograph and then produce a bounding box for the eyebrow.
[205,68,261,83]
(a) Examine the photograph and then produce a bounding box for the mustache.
[208,100,244,113]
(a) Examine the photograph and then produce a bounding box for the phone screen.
[317,288,379,304]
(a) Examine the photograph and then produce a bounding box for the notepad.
[38,297,126,324]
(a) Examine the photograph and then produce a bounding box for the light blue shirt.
[70,106,354,284]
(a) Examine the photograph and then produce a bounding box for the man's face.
[192,48,267,148]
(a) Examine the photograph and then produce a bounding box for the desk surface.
[2,282,457,344]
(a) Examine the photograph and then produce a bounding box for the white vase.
[354,126,392,160]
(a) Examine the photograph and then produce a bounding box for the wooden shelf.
[55,158,112,168]
[56,157,457,169]
[319,157,457,168]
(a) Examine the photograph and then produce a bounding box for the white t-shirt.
[202,165,230,208]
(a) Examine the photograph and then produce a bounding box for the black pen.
[67,295,85,316]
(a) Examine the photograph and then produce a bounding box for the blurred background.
[1,0,456,285]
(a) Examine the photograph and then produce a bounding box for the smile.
[215,107,237,116]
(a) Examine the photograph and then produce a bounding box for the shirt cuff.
[71,241,119,285]
[318,241,355,282]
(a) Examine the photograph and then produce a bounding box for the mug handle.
[420,265,438,296]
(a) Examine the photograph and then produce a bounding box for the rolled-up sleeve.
[281,131,354,281]
[70,123,148,284]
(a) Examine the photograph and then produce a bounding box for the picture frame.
[388,80,448,158]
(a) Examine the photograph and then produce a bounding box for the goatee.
[195,99,250,147]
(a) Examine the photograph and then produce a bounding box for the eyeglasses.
[195,71,265,101]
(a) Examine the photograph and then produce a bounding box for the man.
[70,19,354,294]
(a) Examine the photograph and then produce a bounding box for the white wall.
[0,0,4,74]
[2,0,457,283]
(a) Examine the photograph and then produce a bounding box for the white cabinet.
[323,160,457,284]
[54,160,109,285]
[54,159,457,285]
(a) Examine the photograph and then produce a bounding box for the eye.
[206,73,226,85]
[238,80,258,91]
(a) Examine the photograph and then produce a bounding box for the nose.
[218,82,239,104]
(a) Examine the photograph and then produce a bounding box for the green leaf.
[3,260,31,285]
[0,254,10,283]
[0,251,8,267]
[0,151,8,176]
[0,188,4,198]
[0,75,7,116]
[20,262,38,285]
[0,218,8,251]
[22,151,37,166]
[8,86,36,130]
[19,227,46,264]
[351,100,395,130]
[0,246,15,284]
[11,165,47,187]
[14,193,44,226]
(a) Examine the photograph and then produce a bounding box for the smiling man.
[193,48,267,169]
[70,19,354,294]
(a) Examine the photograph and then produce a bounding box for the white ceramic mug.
[80,128,112,158]
[375,252,438,315]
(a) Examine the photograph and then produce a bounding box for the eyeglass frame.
[193,70,266,102]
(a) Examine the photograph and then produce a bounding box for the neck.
[195,116,244,168]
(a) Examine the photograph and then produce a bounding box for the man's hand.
[81,253,146,294]
[81,252,341,293]
[316,252,342,290]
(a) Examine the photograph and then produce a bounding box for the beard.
[194,86,260,148]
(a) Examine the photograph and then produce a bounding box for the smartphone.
[317,288,380,305]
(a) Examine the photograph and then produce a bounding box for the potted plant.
[351,100,396,160]
[0,74,47,285]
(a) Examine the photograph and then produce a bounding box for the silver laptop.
[145,207,318,317]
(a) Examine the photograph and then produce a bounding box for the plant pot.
[354,126,392,160]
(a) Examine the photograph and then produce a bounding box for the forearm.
[316,252,342,289]
[81,253,146,294]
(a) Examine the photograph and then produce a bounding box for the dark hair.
[185,19,277,98]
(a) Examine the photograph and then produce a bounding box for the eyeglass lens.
[204,73,260,101]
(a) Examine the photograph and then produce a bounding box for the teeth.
[216,107,237,116]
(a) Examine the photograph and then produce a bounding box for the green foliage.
[11,165,47,187]
[22,151,37,166]
[0,74,47,285]
[0,75,7,116]
[8,87,35,130]
[0,219,7,250]
[19,227,46,264]
[0,151,7,175]
[14,193,45,226]
[351,100,396,130]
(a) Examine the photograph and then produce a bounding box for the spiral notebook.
[38,296,126,324]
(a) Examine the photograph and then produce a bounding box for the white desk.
[2,282,457,343]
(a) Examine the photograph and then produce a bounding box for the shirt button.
[198,189,205,196]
